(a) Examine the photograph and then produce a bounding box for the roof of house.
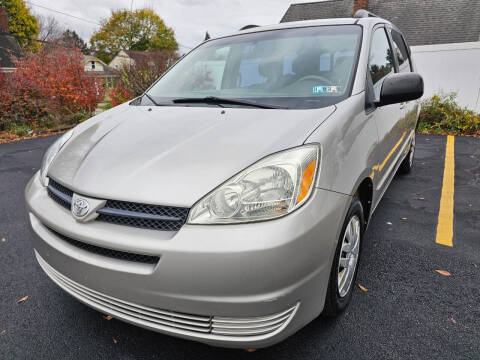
[84,67,119,77]
[116,50,174,62]
[0,31,23,68]
[281,0,356,23]
[83,55,107,65]
[83,55,119,77]
[281,0,480,46]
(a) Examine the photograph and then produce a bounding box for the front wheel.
[398,134,415,174]
[323,197,364,317]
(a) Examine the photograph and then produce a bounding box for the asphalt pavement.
[0,134,479,359]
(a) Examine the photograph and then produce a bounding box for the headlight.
[188,144,320,224]
[40,129,74,186]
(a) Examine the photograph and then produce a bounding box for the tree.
[90,8,178,63]
[37,15,63,42]
[2,0,39,51]
[204,31,210,41]
[60,29,88,54]
[109,50,179,106]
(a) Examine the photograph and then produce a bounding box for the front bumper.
[25,171,350,348]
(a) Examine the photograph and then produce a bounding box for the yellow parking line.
[435,135,455,247]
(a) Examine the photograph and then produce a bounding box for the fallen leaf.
[0,330,5,336]
[17,296,28,303]
[358,284,368,292]
[401,217,408,220]
[449,317,457,324]
[113,338,118,344]
[386,222,392,225]
[103,315,113,320]
[435,270,451,276]
[417,197,425,200]
[1,237,5,243]
[245,349,257,353]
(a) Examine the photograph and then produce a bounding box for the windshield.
[146,25,362,109]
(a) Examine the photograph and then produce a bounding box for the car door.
[389,28,420,138]
[366,25,405,207]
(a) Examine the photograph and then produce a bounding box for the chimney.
[0,7,9,33]
[353,0,369,15]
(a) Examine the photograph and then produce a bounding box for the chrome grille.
[47,178,189,231]
[45,226,159,264]
[37,253,298,342]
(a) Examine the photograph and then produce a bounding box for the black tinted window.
[368,28,394,100]
[391,30,411,72]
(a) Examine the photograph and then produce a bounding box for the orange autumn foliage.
[0,46,104,130]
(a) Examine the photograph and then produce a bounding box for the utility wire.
[26,1,195,50]
[27,1,101,25]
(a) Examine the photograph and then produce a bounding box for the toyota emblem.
[72,198,89,217]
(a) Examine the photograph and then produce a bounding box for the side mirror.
[376,72,424,107]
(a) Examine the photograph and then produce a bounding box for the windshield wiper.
[143,93,164,106]
[172,96,286,109]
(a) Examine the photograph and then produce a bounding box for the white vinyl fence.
[411,41,480,112]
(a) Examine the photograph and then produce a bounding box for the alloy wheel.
[337,215,361,298]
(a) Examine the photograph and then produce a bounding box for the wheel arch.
[354,177,373,227]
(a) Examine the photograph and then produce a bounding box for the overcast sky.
[27,0,298,52]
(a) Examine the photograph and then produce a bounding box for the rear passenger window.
[391,30,411,72]
[368,28,395,101]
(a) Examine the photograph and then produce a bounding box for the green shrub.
[68,112,90,124]
[418,93,480,136]
[38,114,56,129]
[7,122,31,136]
[100,101,113,111]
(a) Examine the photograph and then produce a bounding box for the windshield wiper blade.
[172,96,286,109]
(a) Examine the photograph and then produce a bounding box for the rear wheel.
[323,197,364,317]
[399,134,415,174]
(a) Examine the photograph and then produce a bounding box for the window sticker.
[312,85,341,95]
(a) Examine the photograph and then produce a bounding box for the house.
[82,55,119,88]
[0,7,23,73]
[109,50,170,70]
[281,0,480,46]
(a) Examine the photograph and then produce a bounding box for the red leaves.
[109,82,133,107]
[0,47,104,128]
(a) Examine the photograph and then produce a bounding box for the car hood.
[49,103,335,207]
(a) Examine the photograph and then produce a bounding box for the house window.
[91,61,95,70]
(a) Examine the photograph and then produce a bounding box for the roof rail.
[239,25,259,31]
[354,9,378,18]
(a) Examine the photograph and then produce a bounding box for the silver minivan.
[25,11,423,349]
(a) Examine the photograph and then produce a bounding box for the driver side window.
[368,28,395,101]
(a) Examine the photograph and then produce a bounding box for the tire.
[398,134,415,174]
[323,197,364,317]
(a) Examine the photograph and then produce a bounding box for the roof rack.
[354,9,379,18]
[239,25,259,31]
